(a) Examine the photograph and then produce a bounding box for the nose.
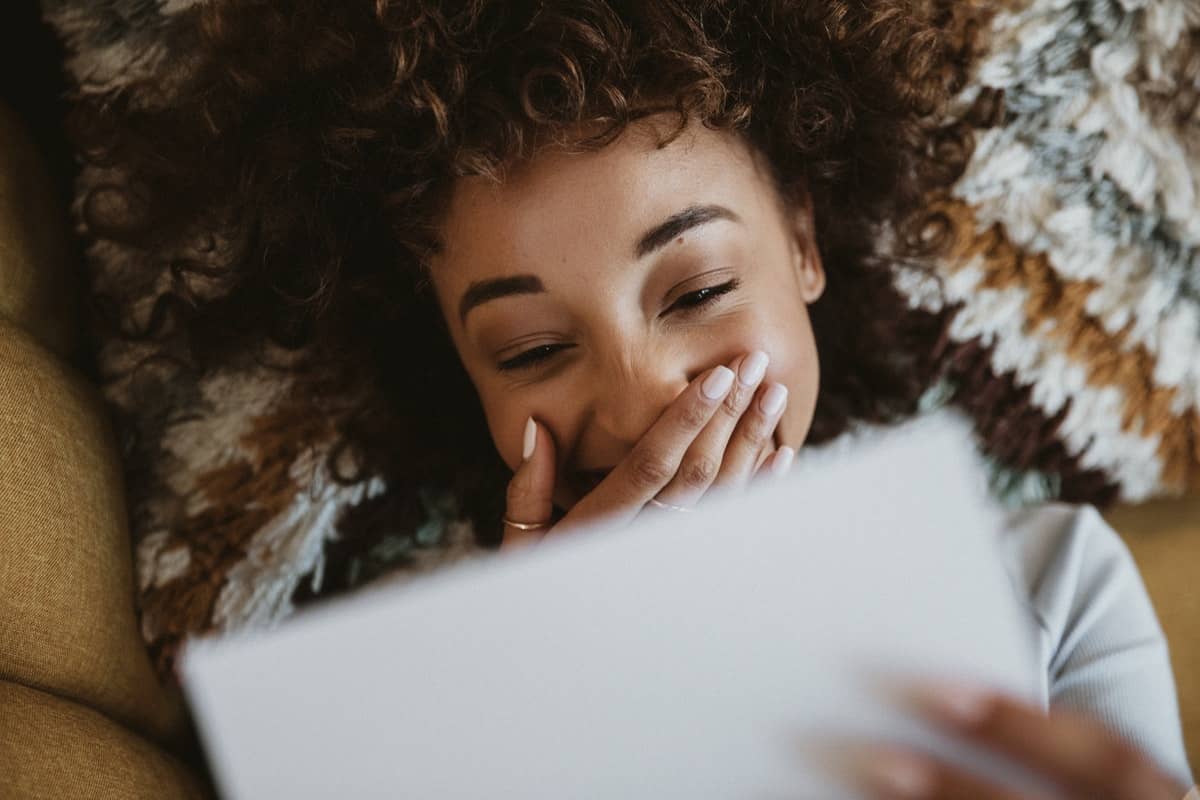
[588,348,695,448]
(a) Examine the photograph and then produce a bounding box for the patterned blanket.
[41,0,1200,684]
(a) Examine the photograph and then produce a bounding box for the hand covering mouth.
[571,431,787,494]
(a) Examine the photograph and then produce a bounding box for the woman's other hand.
[857,684,1193,800]
[501,350,794,549]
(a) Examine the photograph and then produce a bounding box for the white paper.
[181,412,1039,799]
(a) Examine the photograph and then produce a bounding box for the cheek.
[478,391,528,472]
[755,305,821,447]
[478,384,577,474]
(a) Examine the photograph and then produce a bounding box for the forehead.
[430,119,775,299]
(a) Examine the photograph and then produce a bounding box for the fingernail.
[772,446,795,476]
[760,383,788,416]
[914,683,991,726]
[702,366,735,400]
[860,751,934,798]
[522,417,537,461]
[738,350,769,386]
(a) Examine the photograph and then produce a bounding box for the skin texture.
[430,116,825,513]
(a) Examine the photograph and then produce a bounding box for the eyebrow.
[635,204,741,259]
[459,274,546,324]
[457,203,742,324]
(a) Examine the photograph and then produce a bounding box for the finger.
[753,442,774,473]
[558,364,736,531]
[654,351,769,508]
[502,417,557,550]
[714,380,788,489]
[855,746,1050,800]
[910,684,1186,800]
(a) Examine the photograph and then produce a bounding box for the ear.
[789,188,826,304]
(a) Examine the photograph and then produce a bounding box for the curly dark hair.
[72,0,990,566]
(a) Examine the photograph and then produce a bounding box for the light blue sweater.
[1000,502,1194,788]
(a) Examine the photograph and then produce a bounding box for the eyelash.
[662,278,741,316]
[496,279,741,373]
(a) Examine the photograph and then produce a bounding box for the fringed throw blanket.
[40,0,1200,685]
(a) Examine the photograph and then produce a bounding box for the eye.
[497,343,575,372]
[663,278,741,317]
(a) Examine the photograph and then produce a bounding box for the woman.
[78,0,1195,796]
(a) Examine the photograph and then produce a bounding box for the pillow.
[41,0,1200,684]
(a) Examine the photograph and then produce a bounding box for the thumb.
[502,416,557,550]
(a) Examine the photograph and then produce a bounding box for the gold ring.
[503,517,551,531]
[648,497,693,513]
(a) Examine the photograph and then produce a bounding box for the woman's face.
[429,116,826,510]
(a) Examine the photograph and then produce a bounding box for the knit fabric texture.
[39,0,1200,685]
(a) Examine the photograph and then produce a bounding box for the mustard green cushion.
[0,681,208,800]
[1109,497,1200,780]
[0,319,212,799]
[0,99,210,799]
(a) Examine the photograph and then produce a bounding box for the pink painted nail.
[522,417,537,461]
[917,682,991,726]
[702,366,735,400]
[760,383,788,416]
[861,751,934,798]
[738,350,769,386]
[772,446,795,476]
